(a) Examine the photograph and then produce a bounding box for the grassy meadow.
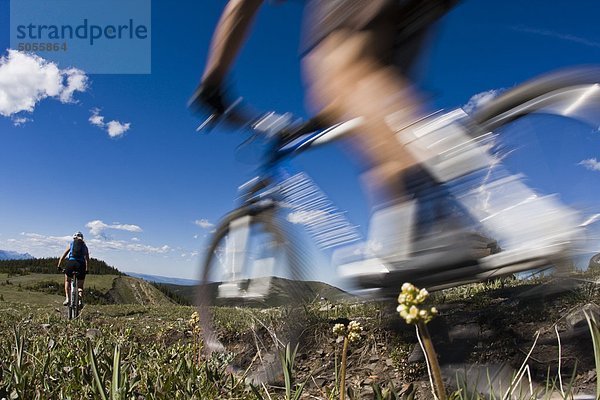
[0,264,599,399]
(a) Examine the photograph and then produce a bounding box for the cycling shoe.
[338,220,577,294]
[337,227,497,291]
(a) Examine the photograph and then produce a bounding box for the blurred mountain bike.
[195,67,600,383]
[59,268,82,320]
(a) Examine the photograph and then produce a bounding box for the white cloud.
[89,108,105,127]
[463,89,501,114]
[13,232,72,252]
[86,220,143,236]
[579,158,600,172]
[11,116,31,126]
[0,50,87,117]
[106,120,131,138]
[59,68,88,103]
[89,108,131,138]
[194,219,215,229]
[11,231,168,255]
[87,238,170,254]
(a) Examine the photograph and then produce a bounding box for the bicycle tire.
[470,66,600,131]
[197,205,311,384]
[463,66,600,278]
[68,278,78,319]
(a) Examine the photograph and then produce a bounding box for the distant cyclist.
[57,232,89,306]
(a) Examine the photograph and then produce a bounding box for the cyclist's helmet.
[73,231,84,240]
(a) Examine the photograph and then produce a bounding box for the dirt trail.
[109,276,174,305]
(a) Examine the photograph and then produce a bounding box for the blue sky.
[0,0,599,280]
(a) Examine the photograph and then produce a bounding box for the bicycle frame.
[237,117,366,252]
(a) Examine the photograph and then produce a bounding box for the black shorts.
[301,0,458,70]
[64,259,86,280]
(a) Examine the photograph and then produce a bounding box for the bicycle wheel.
[68,278,79,320]
[197,206,311,384]
[470,67,600,132]
[463,66,600,277]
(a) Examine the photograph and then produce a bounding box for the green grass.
[0,273,119,306]
[0,272,598,399]
[0,273,182,307]
[0,302,242,400]
[0,273,118,291]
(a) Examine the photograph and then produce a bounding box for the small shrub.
[27,280,62,295]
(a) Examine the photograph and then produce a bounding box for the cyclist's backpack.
[72,239,84,260]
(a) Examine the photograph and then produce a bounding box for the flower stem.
[340,336,349,400]
[417,321,446,400]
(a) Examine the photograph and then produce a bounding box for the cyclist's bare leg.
[303,25,432,208]
[77,278,84,300]
[64,276,70,299]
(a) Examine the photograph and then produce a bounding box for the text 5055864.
[17,42,67,52]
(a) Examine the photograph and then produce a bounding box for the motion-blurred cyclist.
[190,0,579,271]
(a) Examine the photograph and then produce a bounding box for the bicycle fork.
[217,215,275,299]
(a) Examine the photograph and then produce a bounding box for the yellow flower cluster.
[189,311,200,327]
[397,282,438,325]
[188,311,201,334]
[333,323,346,337]
[332,320,363,343]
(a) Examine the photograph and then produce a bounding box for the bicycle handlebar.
[195,97,248,132]
[195,97,326,148]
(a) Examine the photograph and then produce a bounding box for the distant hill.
[0,257,123,275]
[123,273,202,305]
[146,276,351,307]
[125,272,199,286]
[108,276,176,305]
[154,282,197,305]
[198,276,351,307]
[0,250,34,260]
[590,253,600,269]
